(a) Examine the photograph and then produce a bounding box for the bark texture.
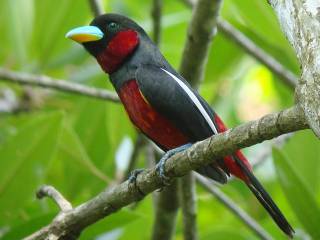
[270,0,320,137]
[25,105,307,240]
[180,173,198,240]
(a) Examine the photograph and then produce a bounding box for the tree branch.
[179,173,198,240]
[269,0,320,137]
[88,0,104,17]
[178,0,223,238]
[36,185,73,212]
[195,174,273,240]
[152,181,179,240]
[26,105,307,239]
[149,1,181,238]
[0,68,120,103]
[179,0,223,88]
[151,0,163,46]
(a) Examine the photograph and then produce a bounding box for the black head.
[66,13,146,57]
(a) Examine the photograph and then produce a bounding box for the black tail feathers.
[247,180,294,238]
[233,155,295,238]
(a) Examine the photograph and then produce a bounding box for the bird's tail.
[213,113,294,237]
[232,153,295,238]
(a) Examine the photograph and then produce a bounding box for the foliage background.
[0,0,319,239]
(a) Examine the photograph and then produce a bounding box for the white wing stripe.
[161,68,218,135]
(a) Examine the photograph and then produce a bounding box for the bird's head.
[66,14,144,73]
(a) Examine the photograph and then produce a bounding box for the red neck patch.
[96,30,139,74]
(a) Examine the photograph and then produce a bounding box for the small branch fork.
[36,185,73,212]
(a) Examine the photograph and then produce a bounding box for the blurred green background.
[0,0,319,239]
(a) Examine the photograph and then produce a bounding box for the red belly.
[118,79,189,150]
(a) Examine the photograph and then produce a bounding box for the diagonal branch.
[217,19,297,89]
[26,105,307,240]
[0,68,120,103]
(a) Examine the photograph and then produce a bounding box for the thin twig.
[88,0,104,17]
[36,185,72,212]
[0,68,120,103]
[195,174,273,240]
[217,20,297,88]
[179,172,198,240]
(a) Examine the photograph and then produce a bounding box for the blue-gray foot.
[156,143,192,186]
[128,168,145,197]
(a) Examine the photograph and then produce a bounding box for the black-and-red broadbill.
[66,14,294,237]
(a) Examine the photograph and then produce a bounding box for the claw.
[129,169,144,184]
[156,143,192,187]
[128,169,145,198]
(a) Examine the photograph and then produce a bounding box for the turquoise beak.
[66,26,104,43]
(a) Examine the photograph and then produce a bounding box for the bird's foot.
[128,169,145,184]
[128,169,145,198]
[156,143,192,187]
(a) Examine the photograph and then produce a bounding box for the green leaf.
[201,228,248,240]
[30,0,91,66]
[1,213,55,240]
[73,97,111,170]
[46,123,109,200]
[0,112,63,224]
[282,130,320,193]
[272,147,320,239]
[1,0,34,65]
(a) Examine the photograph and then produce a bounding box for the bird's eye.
[107,22,119,31]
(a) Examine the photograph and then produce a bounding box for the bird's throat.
[96,30,139,74]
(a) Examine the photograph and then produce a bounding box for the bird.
[66,13,294,237]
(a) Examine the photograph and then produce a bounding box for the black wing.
[136,64,227,183]
[136,65,216,141]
